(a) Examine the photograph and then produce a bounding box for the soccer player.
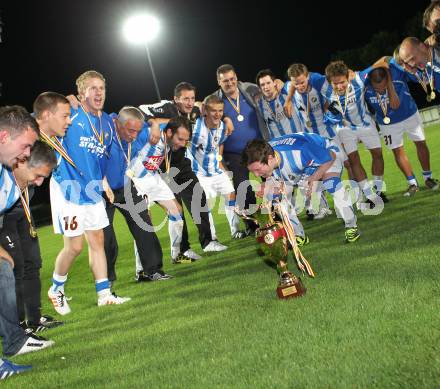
[242,133,360,243]
[322,60,393,205]
[214,64,271,236]
[103,106,172,282]
[187,94,244,239]
[48,71,130,316]
[255,69,302,139]
[0,140,63,334]
[0,106,52,377]
[284,63,346,219]
[365,64,438,194]
[127,114,193,265]
[399,37,440,92]
[139,82,227,256]
[1,92,71,330]
[285,64,336,139]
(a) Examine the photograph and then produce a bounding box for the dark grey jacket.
[214,81,270,141]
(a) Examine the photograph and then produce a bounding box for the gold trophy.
[237,201,314,299]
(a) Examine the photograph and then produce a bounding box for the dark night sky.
[0,1,432,113]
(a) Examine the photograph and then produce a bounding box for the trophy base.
[276,272,306,299]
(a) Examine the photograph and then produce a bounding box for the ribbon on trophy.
[275,199,315,278]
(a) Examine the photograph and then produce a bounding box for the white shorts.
[327,137,348,163]
[378,112,425,150]
[326,154,344,176]
[131,173,175,203]
[337,125,382,155]
[197,172,234,199]
[50,178,109,237]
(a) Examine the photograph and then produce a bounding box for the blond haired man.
[48,71,130,315]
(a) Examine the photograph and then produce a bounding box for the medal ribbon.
[115,131,132,165]
[79,102,105,147]
[376,90,388,118]
[225,91,241,115]
[272,152,314,277]
[306,92,311,123]
[335,87,349,120]
[427,48,435,93]
[414,71,429,94]
[162,132,170,175]
[40,131,80,174]
[12,173,34,233]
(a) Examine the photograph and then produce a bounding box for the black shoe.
[425,177,439,190]
[232,230,247,239]
[306,210,315,221]
[172,253,195,264]
[136,270,173,282]
[377,192,389,203]
[23,315,64,333]
[244,227,256,237]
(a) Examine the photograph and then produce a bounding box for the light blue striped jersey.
[289,73,336,139]
[187,118,229,177]
[426,46,440,91]
[269,133,336,183]
[364,61,418,125]
[51,107,113,205]
[257,88,302,139]
[0,164,19,215]
[128,123,167,179]
[322,68,374,131]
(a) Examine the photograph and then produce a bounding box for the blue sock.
[422,170,432,180]
[95,279,110,296]
[407,175,417,186]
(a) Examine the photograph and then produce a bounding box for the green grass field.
[3,125,440,388]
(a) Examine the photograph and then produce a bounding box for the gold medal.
[29,225,37,238]
[126,169,134,178]
[306,120,312,127]
[431,91,436,100]
[383,116,391,125]
[216,155,223,162]
[237,114,244,122]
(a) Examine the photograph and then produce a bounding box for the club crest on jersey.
[143,155,164,171]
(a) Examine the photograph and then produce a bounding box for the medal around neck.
[29,225,37,238]
[237,114,244,122]
[383,116,391,124]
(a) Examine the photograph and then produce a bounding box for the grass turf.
[3,125,440,388]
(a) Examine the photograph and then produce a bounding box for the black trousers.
[0,209,42,325]
[223,152,259,231]
[169,166,213,252]
[104,181,163,281]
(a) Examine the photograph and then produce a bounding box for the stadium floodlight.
[123,14,162,101]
